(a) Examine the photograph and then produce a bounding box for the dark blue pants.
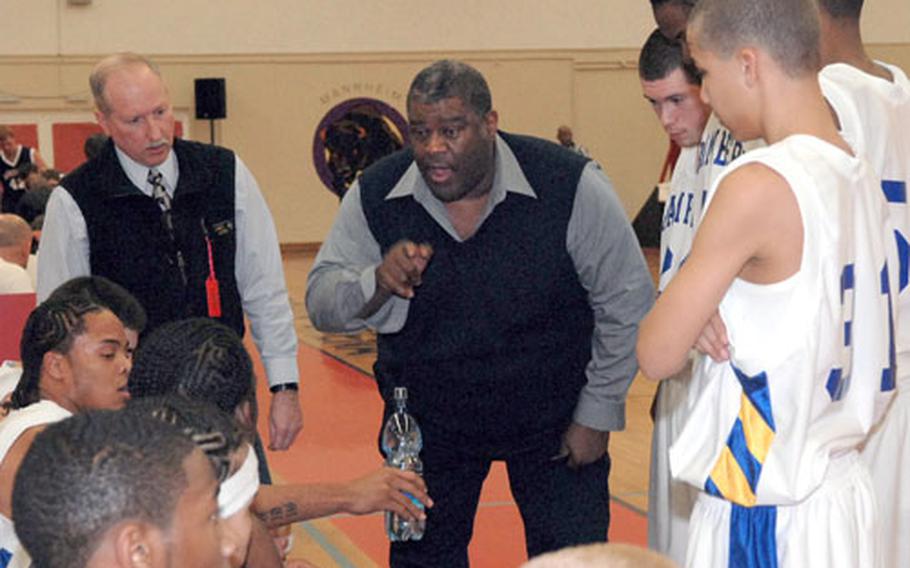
[389,430,611,567]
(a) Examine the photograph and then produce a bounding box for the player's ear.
[113,521,161,568]
[738,48,759,89]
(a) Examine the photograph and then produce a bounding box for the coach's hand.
[376,240,434,300]
[269,389,303,450]
[561,422,610,469]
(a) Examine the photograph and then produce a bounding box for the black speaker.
[195,78,226,120]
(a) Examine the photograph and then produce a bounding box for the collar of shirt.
[115,145,180,198]
[385,134,536,242]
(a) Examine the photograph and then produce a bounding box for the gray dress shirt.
[307,135,654,431]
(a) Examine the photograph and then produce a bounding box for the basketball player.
[816,2,910,567]
[12,409,233,568]
[638,28,710,565]
[641,15,760,567]
[637,0,895,566]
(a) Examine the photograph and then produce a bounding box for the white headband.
[218,444,260,518]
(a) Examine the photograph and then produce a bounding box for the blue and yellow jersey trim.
[705,364,776,507]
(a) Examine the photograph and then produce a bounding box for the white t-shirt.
[0,259,31,294]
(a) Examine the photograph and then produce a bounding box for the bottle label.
[403,492,424,510]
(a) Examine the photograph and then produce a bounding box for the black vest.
[360,132,594,448]
[62,138,244,336]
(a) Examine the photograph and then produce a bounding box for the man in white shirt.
[37,52,302,451]
[0,214,32,294]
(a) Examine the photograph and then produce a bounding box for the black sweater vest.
[62,139,244,336]
[360,132,594,447]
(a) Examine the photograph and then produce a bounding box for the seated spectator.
[12,408,234,567]
[15,163,53,227]
[0,295,132,565]
[0,214,32,293]
[17,163,43,193]
[82,132,109,162]
[41,168,61,187]
[128,318,432,560]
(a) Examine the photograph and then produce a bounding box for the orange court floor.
[250,249,660,567]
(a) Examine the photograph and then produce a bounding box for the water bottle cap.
[393,387,408,401]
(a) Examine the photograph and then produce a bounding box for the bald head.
[523,543,678,568]
[90,52,162,116]
[0,214,31,267]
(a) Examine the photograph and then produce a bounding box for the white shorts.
[861,385,910,568]
[685,452,879,568]
[648,367,698,565]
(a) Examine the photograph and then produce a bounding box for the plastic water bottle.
[382,387,425,541]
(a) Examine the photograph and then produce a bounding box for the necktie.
[147,169,172,212]
[147,169,187,285]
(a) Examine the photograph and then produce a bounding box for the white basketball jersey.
[821,61,910,381]
[659,146,699,292]
[669,135,896,507]
[659,115,761,292]
[0,400,73,567]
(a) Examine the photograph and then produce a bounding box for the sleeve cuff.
[262,356,300,389]
[573,396,626,432]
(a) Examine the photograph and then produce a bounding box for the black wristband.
[269,382,299,394]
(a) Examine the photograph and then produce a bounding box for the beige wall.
[6,1,910,55]
[0,2,907,243]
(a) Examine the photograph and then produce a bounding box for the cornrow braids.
[128,394,249,483]
[129,318,255,415]
[11,297,106,411]
[47,276,147,335]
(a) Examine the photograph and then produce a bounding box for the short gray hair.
[690,0,821,77]
[90,52,162,115]
[407,60,492,117]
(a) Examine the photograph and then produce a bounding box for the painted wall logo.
[313,97,408,198]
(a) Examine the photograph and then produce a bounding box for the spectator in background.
[0,213,33,293]
[556,125,590,157]
[83,132,108,162]
[649,0,694,40]
[0,126,46,215]
[41,168,61,187]
[16,163,54,227]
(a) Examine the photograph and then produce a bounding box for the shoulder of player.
[713,161,792,212]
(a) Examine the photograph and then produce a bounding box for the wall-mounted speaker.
[194,78,226,120]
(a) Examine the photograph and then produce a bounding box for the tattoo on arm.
[256,502,300,524]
